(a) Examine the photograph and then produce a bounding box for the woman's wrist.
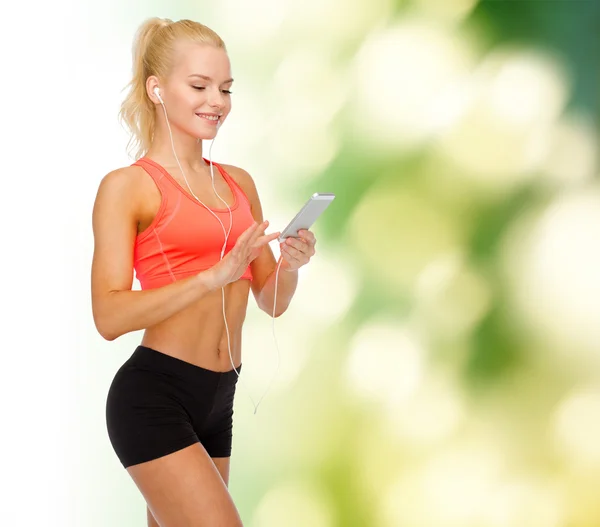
[197,269,222,292]
[279,257,298,273]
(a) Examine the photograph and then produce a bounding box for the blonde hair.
[118,17,227,160]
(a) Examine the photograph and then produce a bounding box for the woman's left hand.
[279,229,317,272]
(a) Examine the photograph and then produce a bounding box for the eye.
[192,86,233,94]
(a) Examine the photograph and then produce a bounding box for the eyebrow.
[188,74,234,84]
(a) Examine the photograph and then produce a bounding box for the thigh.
[128,442,243,527]
[146,457,231,527]
[147,506,160,527]
[212,457,231,487]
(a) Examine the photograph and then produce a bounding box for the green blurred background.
[77,1,600,526]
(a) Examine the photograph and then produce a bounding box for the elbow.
[93,295,123,341]
[102,331,118,342]
[274,306,287,318]
[260,303,287,318]
[96,321,117,341]
[93,312,118,341]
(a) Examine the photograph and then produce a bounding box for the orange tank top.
[132,156,255,290]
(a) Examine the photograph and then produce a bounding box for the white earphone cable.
[158,95,282,415]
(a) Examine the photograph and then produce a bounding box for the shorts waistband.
[128,345,242,385]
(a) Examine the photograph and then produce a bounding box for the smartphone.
[277,192,336,243]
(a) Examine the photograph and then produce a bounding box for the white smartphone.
[277,192,336,243]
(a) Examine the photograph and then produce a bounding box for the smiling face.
[148,41,233,140]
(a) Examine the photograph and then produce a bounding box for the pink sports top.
[132,156,255,290]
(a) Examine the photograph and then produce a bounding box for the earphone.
[154,86,285,415]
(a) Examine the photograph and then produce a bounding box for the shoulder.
[219,163,261,210]
[98,164,147,190]
[219,163,255,190]
[94,164,148,210]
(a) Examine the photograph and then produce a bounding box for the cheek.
[169,92,198,117]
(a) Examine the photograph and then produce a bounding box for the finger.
[285,243,312,263]
[238,221,259,243]
[231,222,259,255]
[282,244,302,259]
[281,247,304,268]
[298,230,315,244]
[238,221,266,253]
[248,220,269,245]
[289,239,312,256]
[256,231,281,246]
[285,237,307,251]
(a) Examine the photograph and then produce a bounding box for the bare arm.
[94,275,216,342]
[91,167,217,341]
[256,266,298,318]
[221,164,298,317]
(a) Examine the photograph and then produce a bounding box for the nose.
[208,87,226,110]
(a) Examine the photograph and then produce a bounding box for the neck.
[146,121,217,172]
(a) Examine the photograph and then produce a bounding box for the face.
[149,42,233,140]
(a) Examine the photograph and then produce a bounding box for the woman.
[91,17,317,526]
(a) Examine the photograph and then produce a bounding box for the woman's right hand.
[204,220,280,290]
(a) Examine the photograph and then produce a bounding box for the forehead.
[171,41,231,79]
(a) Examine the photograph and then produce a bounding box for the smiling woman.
[118,19,232,160]
[91,16,304,527]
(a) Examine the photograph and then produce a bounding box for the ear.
[146,75,161,104]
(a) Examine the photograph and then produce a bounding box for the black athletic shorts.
[106,344,241,468]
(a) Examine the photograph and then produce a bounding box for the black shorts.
[106,345,242,468]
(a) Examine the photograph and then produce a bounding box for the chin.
[195,131,217,142]
[192,125,217,138]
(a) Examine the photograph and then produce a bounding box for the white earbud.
[153,87,163,102]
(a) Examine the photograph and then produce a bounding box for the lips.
[195,113,221,122]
